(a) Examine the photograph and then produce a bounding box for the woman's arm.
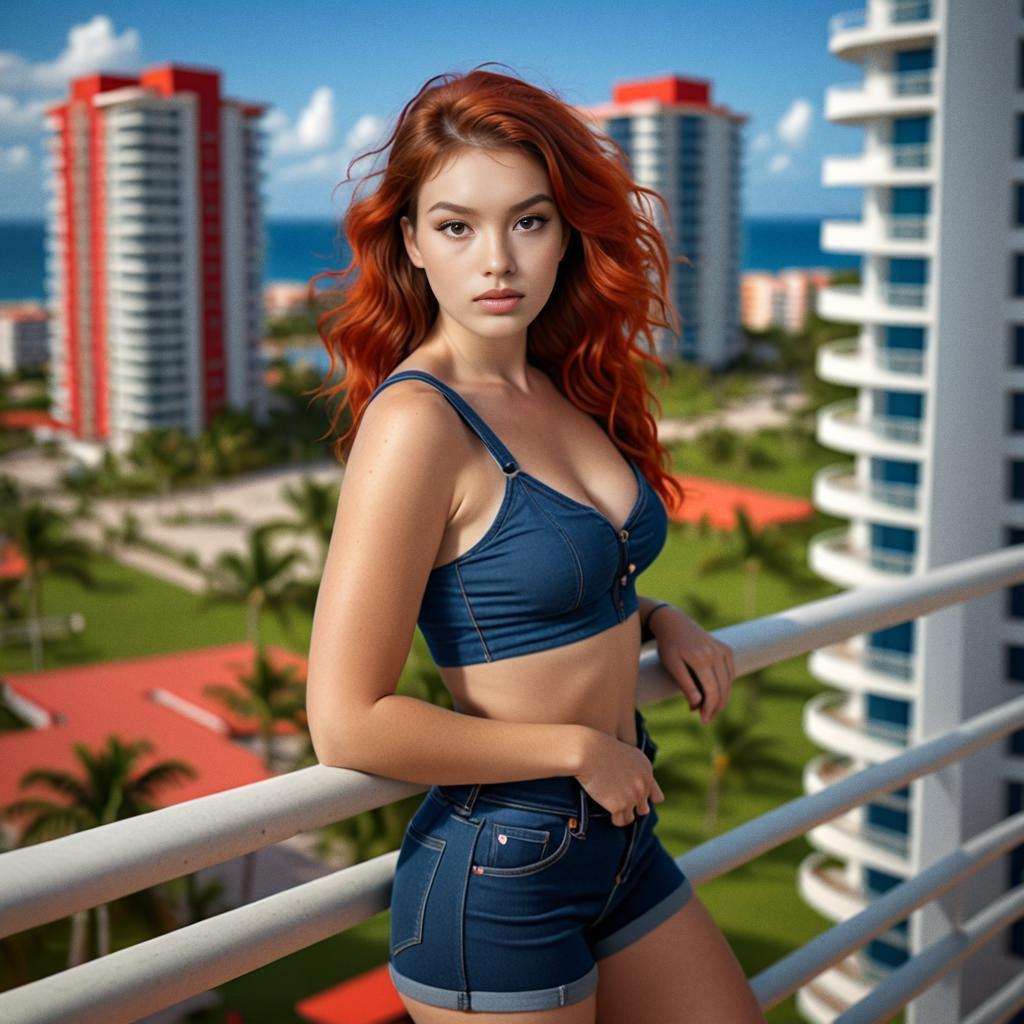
[306,383,597,785]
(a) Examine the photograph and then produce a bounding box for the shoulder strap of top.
[367,369,519,474]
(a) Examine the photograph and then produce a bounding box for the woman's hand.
[574,730,665,827]
[648,604,736,725]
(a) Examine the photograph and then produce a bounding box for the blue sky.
[0,2,866,219]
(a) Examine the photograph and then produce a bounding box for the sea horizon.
[0,215,859,303]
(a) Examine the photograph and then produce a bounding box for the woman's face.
[400,146,570,347]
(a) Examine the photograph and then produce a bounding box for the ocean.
[0,216,857,303]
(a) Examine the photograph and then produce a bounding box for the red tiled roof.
[0,541,27,580]
[0,409,65,430]
[0,643,308,839]
[668,473,814,531]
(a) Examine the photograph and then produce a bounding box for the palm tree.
[695,504,804,621]
[264,474,339,577]
[201,523,308,652]
[203,645,307,772]
[2,735,196,965]
[0,485,96,671]
[657,702,790,836]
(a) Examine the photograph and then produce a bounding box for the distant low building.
[263,281,312,320]
[0,304,49,373]
[741,268,832,334]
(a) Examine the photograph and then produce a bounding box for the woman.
[306,65,765,1023]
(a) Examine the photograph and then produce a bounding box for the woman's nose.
[484,232,515,275]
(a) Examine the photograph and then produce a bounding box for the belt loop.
[449,783,482,817]
[570,783,588,838]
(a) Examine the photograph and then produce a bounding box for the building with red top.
[43,65,268,458]
[581,74,748,369]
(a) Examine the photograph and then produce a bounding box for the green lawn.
[0,470,901,1022]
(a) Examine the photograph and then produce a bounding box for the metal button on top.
[618,528,629,541]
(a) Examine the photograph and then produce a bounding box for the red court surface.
[296,963,409,1024]
[668,472,814,531]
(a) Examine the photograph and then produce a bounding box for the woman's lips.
[475,296,523,313]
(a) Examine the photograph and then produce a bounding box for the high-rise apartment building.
[43,65,266,455]
[581,75,746,368]
[804,2,1023,1021]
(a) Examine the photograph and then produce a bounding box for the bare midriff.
[392,356,643,751]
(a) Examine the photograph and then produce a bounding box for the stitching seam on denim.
[391,829,446,955]
[517,481,585,612]
[454,561,492,661]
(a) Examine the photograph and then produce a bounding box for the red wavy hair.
[308,62,687,511]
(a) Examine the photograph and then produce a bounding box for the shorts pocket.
[390,824,445,955]
[472,807,573,878]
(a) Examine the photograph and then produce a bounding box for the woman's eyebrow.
[426,193,555,216]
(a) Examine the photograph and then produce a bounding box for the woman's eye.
[437,215,548,238]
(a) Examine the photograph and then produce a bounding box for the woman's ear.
[400,215,425,269]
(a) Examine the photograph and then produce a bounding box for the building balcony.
[807,808,912,877]
[821,215,932,255]
[826,69,935,122]
[809,525,916,587]
[805,691,910,763]
[818,283,930,326]
[817,399,924,458]
[816,337,927,389]
[822,145,934,186]
[803,753,857,797]
[798,849,867,921]
[813,463,920,524]
[809,636,917,696]
[830,1,938,61]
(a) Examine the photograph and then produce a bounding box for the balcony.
[805,691,909,761]
[823,146,934,186]
[808,525,916,587]
[813,463,920,524]
[809,636,916,696]
[825,69,935,122]
[817,399,924,458]
[2,548,1024,1023]
[830,2,938,61]
[817,337,926,389]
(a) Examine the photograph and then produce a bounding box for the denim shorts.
[387,707,694,1013]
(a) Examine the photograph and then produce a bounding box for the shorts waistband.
[430,708,655,828]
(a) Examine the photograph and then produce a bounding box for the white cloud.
[776,98,813,149]
[0,15,141,94]
[0,143,31,171]
[267,86,335,157]
[750,131,772,154]
[0,94,51,137]
[767,152,792,175]
[276,112,387,183]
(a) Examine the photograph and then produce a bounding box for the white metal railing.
[884,283,928,308]
[870,412,923,445]
[2,546,1024,1022]
[892,143,932,169]
[863,646,914,680]
[889,0,932,25]
[875,347,925,375]
[885,214,929,242]
[868,479,919,510]
[892,69,934,97]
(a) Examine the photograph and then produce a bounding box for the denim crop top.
[367,370,669,667]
